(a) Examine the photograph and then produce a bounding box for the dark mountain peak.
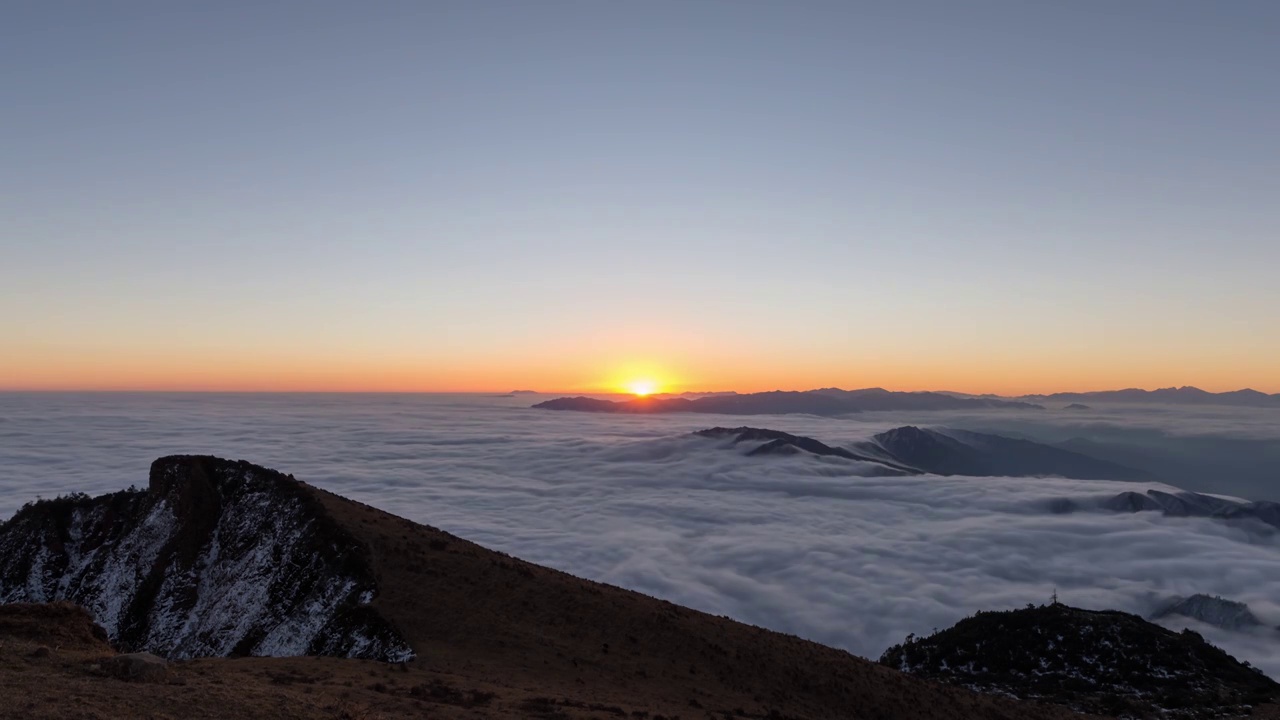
[1160,385,1210,394]
[693,427,913,471]
[1062,403,1091,410]
[1154,594,1266,632]
[532,396,623,412]
[882,603,1279,718]
[1224,388,1268,398]
[1103,490,1163,513]
[873,425,947,444]
[0,456,412,661]
[695,426,801,444]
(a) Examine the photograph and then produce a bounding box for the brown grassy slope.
[309,483,1093,720]
[0,589,1101,720]
[0,461,1103,720]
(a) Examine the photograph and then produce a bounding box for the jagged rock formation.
[534,388,1043,416]
[881,604,1279,719]
[0,456,412,661]
[1154,594,1267,632]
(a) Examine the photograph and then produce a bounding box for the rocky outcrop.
[881,603,1279,718]
[0,456,412,662]
[103,652,169,682]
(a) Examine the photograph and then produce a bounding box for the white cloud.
[1,393,1279,676]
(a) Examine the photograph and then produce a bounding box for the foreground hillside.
[0,455,1093,719]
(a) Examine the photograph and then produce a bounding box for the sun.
[625,379,659,397]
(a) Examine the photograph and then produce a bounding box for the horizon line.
[1,384,1275,397]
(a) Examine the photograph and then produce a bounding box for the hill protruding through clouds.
[1088,488,1280,532]
[696,425,1150,480]
[881,603,1280,718]
[1154,595,1269,632]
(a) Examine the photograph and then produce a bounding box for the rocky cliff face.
[0,456,412,662]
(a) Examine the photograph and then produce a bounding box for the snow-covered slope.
[0,456,412,662]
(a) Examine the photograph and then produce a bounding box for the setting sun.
[625,379,659,397]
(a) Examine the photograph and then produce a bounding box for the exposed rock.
[0,456,412,662]
[103,652,168,683]
[881,603,1279,718]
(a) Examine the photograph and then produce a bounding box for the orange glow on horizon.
[2,347,1278,396]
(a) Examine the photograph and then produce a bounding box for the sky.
[3,1,1278,394]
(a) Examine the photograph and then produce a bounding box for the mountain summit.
[881,603,1279,718]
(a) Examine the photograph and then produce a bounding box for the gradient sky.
[3,1,1278,394]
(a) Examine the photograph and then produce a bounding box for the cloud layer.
[2,393,1279,675]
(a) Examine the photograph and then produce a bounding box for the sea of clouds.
[1,392,1279,674]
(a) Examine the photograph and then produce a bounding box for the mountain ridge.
[0,454,1092,720]
[536,388,1044,416]
[696,425,1150,481]
[1021,386,1280,407]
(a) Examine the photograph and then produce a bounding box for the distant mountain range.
[1022,386,1280,408]
[697,425,1150,480]
[535,387,1044,416]
[534,386,1279,412]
